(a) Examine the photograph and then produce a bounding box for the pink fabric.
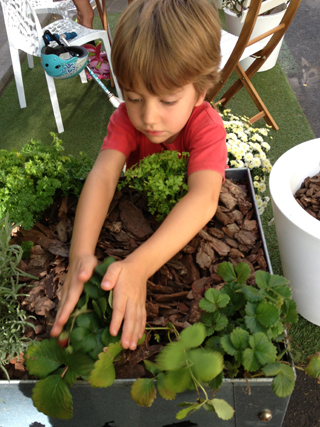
[101,101,227,178]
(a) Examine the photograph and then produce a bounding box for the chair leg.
[27,54,34,69]
[9,45,27,109]
[101,34,122,99]
[79,69,88,83]
[44,72,65,133]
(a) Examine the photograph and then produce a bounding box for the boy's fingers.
[101,262,122,291]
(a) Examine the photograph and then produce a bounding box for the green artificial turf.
[0,13,318,363]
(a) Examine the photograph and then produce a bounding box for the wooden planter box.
[0,168,292,427]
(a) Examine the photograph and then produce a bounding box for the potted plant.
[270,138,320,327]
[222,0,290,72]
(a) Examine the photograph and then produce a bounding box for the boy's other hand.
[101,260,147,351]
[50,254,98,338]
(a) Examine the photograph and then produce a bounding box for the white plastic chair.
[29,0,96,20]
[1,0,121,133]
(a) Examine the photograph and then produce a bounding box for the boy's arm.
[102,169,223,349]
[50,149,126,338]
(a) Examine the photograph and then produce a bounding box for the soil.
[294,171,320,221]
[5,177,268,380]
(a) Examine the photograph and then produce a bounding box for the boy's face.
[123,82,205,145]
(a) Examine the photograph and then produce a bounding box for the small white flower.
[244,153,253,162]
[258,183,267,192]
[251,158,261,167]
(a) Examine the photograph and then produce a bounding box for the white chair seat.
[1,0,121,133]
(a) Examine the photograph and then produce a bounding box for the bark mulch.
[5,178,268,380]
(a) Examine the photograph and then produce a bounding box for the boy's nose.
[142,102,159,125]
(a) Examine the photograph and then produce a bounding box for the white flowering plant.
[221,109,272,215]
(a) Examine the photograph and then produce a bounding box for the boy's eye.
[161,100,177,106]
[127,97,142,103]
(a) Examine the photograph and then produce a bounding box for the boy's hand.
[101,259,147,351]
[50,255,98,338]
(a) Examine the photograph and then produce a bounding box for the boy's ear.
[195,90,207,107]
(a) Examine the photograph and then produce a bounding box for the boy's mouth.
[145,129,163,135]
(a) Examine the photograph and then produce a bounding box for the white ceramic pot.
[269,138,320,326]
[224,3,287,72]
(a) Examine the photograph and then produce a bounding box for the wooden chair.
[207,0,302,130]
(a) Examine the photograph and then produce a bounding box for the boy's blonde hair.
[111,0,221,97]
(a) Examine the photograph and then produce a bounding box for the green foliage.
[201,262,298,398]
[118,151,189,220]
[0,133,93,229]
[0,213,38,380]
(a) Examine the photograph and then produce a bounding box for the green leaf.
[32,375,73,420]
[282,300,299,324]
[243,333,277,372]
[88,350,116,388]
[95,257,116,277]
[144,360,162,376]
[76,313,100,332]
[179,322,207,349]
[187,349,224,382]
[156,341,186,371]
[155,372,177,400]
[217,262,236,283]
[235,262,251,284]
[262,362,282,377]
[255,302,279,328]
[70,327,96,353]
[242,285,264,302]
[161,368,193,393]
[305,353,320,379]
[271,364,295,397]
[221,328,249,363]
[84,281,100,299]
[205,336,225,355]
[209,370,224,391]
[25,339,64,378]
[130,378,157,407]
[210,398,235,420]
[272,285,292,300]
[101,327,121,346]
[176,403,202,420]
[201,312,228,335]
[199,289,230,313]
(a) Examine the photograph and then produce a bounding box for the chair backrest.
[207,0,301,102]
[1,0,43,56]
[206,0,263,101]
[29,0,96,20]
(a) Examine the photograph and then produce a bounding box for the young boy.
[51,0,227,351]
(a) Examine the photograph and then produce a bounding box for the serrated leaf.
[88,351,116,388]
[201,312,228,335]
[130,378,157,407]
[245,302,270,334]
[84,281,100,299]
[272,285,292,300]
[262,362,282,377]
[217,262,236,283]
[25,339,64,378]
[156,341,186,371]
[63,367,77,387]
[161,368,193,393]
[101,327,121,346]
[144,360,162,376]
[242,285,264,302]
[95,257,116,277]
[221,328,249,363]
[156,372,176,400]
[199,289,230,313]
[272,364,295,397]
[188,349,223,382]
[235,262,251,284]
[282,299,299,324]
[243,333,277,372]
[305,353,320,379]
[92,300,102,320]
[179,322,206,349]
[176,403,202,420]
[89,331,105,360]
[108,289,113,309]
[32,375,73,420]
[254,270,269,289]
[255,302,279,328]
[70,327,96,353]
[209,370,224,391]
[76,313,100,332]
[205,336,225,355]
[210,398,235,420]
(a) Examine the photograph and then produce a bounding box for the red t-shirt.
[101,101,227,178]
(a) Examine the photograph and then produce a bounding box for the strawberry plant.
[24,256,320,422]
